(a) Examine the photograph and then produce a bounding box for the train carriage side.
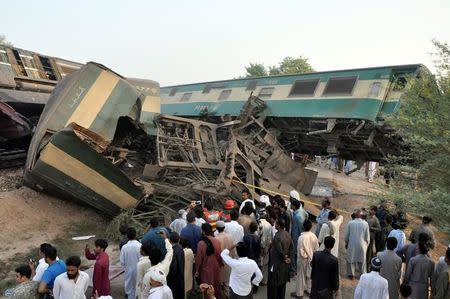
[160,64,423,161]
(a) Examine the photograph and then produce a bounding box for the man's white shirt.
[221,249,263,296]
[53,271,89,299]
[32,258,48,282]
[148,285,173,299]
[224,221,244,244]
[354,271,389,299]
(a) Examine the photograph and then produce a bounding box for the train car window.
[169,87,178,96]
[0,50,10,65]
[203,84,212,93]
[218,89,232,101]
[19,54,40,79]
[323,76,357,95]
[289,78,320,97]
[258,87,275,98]
[38,56,57,80]
[246,80,258,91]
[392,76,407,91]
[180,92,192,101]
[368,82,382,97]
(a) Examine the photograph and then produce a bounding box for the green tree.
[245,63,268,77]
[0,34,12,46]
[378,39,450,232]
[278,56,314,74]
[244,55,314,77]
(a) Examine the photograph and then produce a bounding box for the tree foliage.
[244,55,314,77]
[378,40,450,232]
[0,34,12,47]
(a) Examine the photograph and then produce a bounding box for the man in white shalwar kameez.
[354,257,389,299]
[317,210,344,258]
[294,220,319,298]
[345,209,369,278]
[120,227,142,299]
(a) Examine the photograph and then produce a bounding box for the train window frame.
[218,89,232,101]
[288,78,320,97]
[169,87,178,96]
[0,50,10,65]
[180,92,192,102]
[258,87,275,99]
[246,80,258,91]
[368,82,382,98]
[322,76,358,96]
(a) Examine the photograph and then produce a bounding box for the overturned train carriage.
[24,63,317,220]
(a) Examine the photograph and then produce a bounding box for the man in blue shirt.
[38,246,66,295]
[142,217,169,257]
[180,212,202,253]
[291,199,308,270]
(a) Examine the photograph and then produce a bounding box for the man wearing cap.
[169,210,187,235]
[354,257,389,299]
[215,220,235,297]
[148,269,173,299]
[259,194,271,207]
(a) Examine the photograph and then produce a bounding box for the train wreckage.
[24,63,317,222]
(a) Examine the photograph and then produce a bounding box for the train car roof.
[0,45,83,66]
[162,64,424,89]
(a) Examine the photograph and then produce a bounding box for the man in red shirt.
[203,200,223,231]
[85,239,110,296]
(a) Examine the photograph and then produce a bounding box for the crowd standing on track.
[3,189,450,299]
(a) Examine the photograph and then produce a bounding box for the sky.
[2,0,449,86]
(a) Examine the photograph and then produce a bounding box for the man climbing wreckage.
[23,62,317,226]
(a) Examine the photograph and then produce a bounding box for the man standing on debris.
[169,209,187,235]
[180,212,203,253]
[267,218,293,299]
[377,237,402,299]
[120,227,142,299]
[196,223,224,299]
[85,239,110,296]
[167,232,185,299]
[345,209,370,279]
[315,199,331,236]
[53,256,89,299]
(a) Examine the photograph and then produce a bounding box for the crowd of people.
[3,190,450,299]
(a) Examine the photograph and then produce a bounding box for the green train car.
[161,65,424,162]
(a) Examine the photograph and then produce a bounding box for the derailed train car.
[0,46,82,166]
[24,63,317,218]
[161,65,425,166]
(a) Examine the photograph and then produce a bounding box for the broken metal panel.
[0,102,32,141]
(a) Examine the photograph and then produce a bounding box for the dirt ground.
[0,165,448,298]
